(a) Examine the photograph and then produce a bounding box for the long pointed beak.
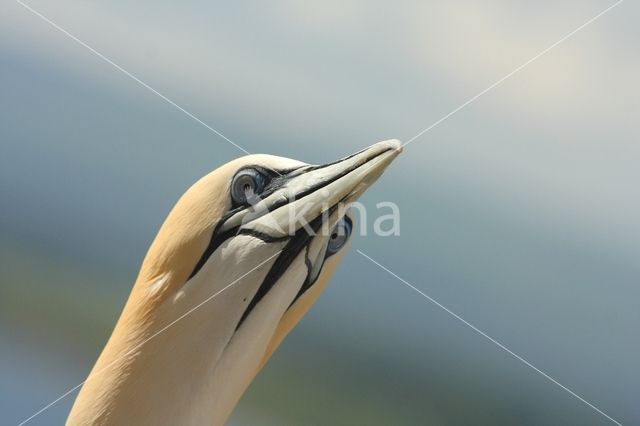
[245,139,402,237]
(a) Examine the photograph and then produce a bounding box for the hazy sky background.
[1,1,638,425]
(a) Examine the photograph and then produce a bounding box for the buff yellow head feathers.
[67,140,401,425]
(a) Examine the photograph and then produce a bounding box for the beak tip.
[384,139,403,155]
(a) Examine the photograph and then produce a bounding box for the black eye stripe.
[235,213,326,330]
[187,222,238,280]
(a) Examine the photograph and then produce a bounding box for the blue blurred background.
[1,1,638,424]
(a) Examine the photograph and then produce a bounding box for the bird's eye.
[231,169,266,204]
[326,217,352,256]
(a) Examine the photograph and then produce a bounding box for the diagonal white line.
[13,0,251,155]
[356,249,623,426]
[403,0,624,148]
[16,251,282,426]
[10,0,626,425]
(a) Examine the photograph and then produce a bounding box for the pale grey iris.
[326,217,352,255]
[231,169,266,204]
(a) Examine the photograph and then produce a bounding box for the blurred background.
[1,1,638,425]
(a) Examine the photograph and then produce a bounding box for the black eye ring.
[326,217,352,256]
[231,169,267,204]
